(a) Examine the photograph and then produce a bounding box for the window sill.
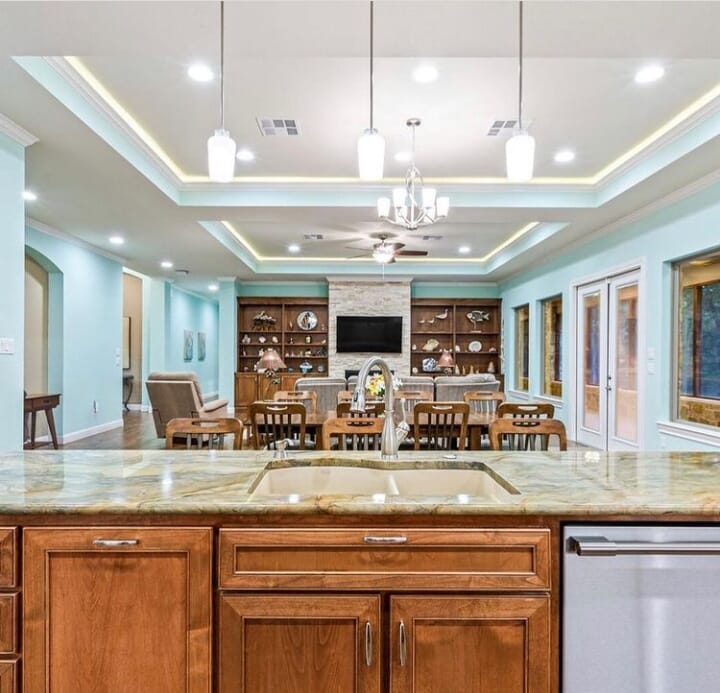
[656,421,720,447]
[506,389,530,401]
[532,394,563,408]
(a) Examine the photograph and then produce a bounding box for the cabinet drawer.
[219,528,550,591]
[0,529,18,589]
[0,594,19,654]
[0,657,18,693]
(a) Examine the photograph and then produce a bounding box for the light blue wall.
[412,283,500,299]
[218,279,240,403]
[25,225,123,440]
[238,282,328,298]
[166,286,220,396]
[0,134,25,450]
[500,182,720,451]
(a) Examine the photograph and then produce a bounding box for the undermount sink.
[249,463,519,501]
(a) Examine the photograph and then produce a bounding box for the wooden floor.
[62,411,586,451]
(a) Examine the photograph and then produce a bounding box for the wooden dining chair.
[321,416,385,451]
[165,417,243,450]
[413,402,470,451]
[489,417,567,451]
[248,402,307,450]
[336,400,385,418]
[273,390,317,414]
[496,402,554,418]
[463,391,506,415]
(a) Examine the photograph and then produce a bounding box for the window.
[541,296,562,397]
[514,304,529,391]
[675,252,720,428]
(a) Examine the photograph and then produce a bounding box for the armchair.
[145,372,228,437]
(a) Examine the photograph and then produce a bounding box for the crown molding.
[0,113,38,147]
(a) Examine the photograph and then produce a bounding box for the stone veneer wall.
[328,279,411,378]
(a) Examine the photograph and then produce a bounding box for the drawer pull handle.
[92,539,139,547]
[364,621,373,667]
[363,535,408,545]
[399,620,407,666]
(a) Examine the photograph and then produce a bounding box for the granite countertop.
[1,449,720,516]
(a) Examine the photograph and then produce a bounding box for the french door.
[575,270,641,450]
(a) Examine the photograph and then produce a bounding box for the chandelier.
[377,118,449,230]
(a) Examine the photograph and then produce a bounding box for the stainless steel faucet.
[351,357,410,460]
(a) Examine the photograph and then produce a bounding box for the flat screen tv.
[336,315,402,353]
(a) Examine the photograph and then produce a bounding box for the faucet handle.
[395,421,410,446]
[273,438,292,460]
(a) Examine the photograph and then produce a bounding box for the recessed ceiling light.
[634,64,665,85]
[394,151,412,163]
[109,235,125,245]
[160,260,173,269]
[208,283,219,292]
[413,64,439,84]
[288,244,301,254]
[187,63,214,82]
[22,190,37,201]
[554,149,576,164]
[458,245,471,254]
[236,148,255,162]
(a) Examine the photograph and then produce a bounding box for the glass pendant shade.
[436,196,450,218]
[505,129,535,182]
[357,128,385,180]
[392,187,406,208]
[377,197,391,218]
[422,187,437,208]
[208,129,237,182]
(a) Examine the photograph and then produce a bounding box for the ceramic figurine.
[435,308,449,320]
[488,361,496,374]
[241,334,251,345]
[271,336,279,344]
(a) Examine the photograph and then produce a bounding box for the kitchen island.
[2,448,720,692]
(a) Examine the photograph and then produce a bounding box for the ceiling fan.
[349,233,429,264]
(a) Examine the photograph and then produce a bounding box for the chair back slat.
[249,402,307,450]
[497,402,554,418]
[273,390,317,414]
[413,402,469,451]
[165,417,243,450]
[488,418,567,451]
[463,391,506,415]
[322,417,384,452]
[336,401,385,418]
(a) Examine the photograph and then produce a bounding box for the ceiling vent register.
[256,118,300,136]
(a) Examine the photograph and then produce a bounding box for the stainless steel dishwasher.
[564,524,720,693]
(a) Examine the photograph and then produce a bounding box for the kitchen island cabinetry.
[22,527,212,693]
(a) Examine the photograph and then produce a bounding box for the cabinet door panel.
[391,596,550,693]
[23,527,212,693]
[219,594,381,693]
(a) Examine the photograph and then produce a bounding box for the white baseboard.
[126,403,150,412]
[61,418,124,444]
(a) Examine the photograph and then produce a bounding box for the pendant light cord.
[220,0,225,130]
[517,0,524,130]
[369,1,375,130]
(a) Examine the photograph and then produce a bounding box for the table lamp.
[438,350,455,375]
[257,348,287,385]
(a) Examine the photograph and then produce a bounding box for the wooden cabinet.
[23,527,212,693]
[411,298,502,377]
[218,528,551,692]
[219,594,381,693]
[234,372,305,415]
[237,297,329,377]
[390,595,550,692]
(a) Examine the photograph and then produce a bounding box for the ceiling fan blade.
[346,250,372,259]
[396,249,428,256]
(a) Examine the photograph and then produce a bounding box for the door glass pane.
[614,283,638,442]
[541,296,562,397]
[699,282,720,399]
[582,293,601,431]
[514,305,529,391]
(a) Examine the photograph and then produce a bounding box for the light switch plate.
[0,338,15,355]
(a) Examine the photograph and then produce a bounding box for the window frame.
[514,304,530,392]
[540,295,563,398]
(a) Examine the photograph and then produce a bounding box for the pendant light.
[506,0,535,182]
[207,1,236,182]
[357,1,385,181]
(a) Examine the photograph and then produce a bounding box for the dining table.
[245,404,495,451]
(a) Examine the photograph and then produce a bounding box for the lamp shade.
[438,350,455,368]
[505,129,535,182]
[357,128,385,180]
[208,129,237,182]
[257,348,286,371]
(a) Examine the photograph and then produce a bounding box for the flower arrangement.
[365,373,402,398]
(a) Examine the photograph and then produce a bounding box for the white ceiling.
[2,1,720,292]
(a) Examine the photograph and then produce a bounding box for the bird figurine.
[435,308,449,320]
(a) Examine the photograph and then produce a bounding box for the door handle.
[399,620,407,666]
[92,539,139,547]
[363,535,408,544]
[364,621,372,667]
[571,536,720,556]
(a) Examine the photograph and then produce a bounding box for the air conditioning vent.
[256,117,300,136]
[303,233,324,241]
[487,119,517,136]
[421,235,442,241]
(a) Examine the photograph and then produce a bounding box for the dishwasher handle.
[571,536,720,556]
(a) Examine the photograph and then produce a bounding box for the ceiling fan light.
[436,196,450,217]
[505,129,535,182]
[392,187,406,208]
[357,128,385,181]
[373,246,394,264]
[377,197,391,218]
[422,187,437,208]
[208,129,236,182]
